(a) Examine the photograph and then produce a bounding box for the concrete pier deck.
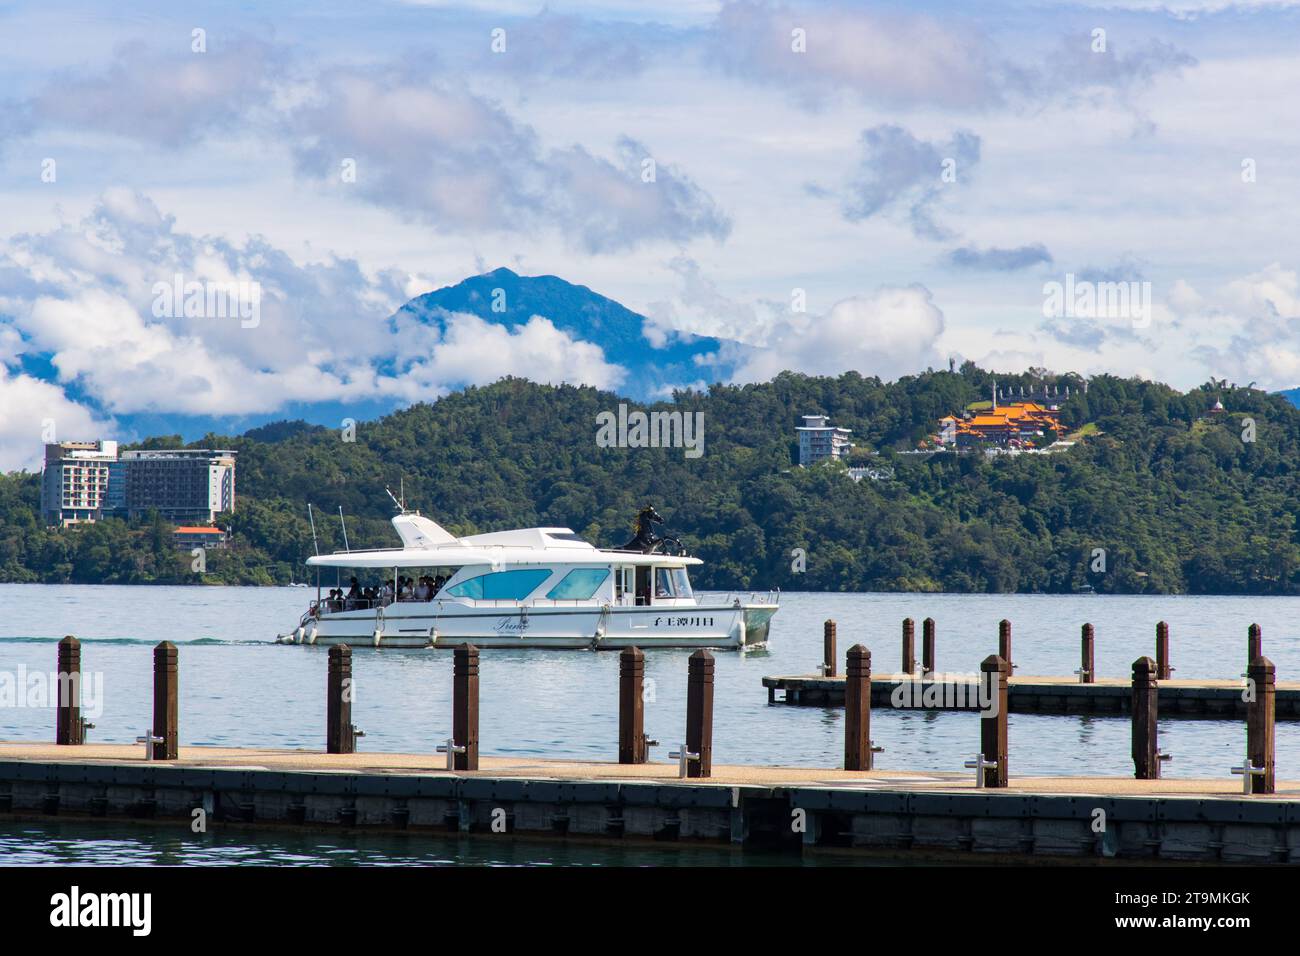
[762,671,1300,718]
[3,742,1300,863]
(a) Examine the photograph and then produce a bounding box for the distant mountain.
[1280,388,1300,408]
[394,268,737,398]
[25,269,738,448]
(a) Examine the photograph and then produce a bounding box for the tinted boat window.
[545,568,610,600]
[445,569,552,600]
[671,568,693,598]
[655,567,675,598]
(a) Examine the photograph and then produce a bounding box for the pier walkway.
[3,742,1300,863]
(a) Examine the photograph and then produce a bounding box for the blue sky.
[1,0,1298,468]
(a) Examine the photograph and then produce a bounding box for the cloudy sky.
[1,0,1298,469]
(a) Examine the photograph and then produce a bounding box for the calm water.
[0,819,828,866]
[0,585,1295,864]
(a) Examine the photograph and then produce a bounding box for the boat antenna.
[307,503,320,557]
[385,485,408,514]
[338,506,350,552]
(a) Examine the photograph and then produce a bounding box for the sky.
[1,0,1298,469]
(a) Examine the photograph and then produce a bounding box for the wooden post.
[1131,656,1159,779]
[998,619,1012,669]
[1246,656,1275,794]
[822,620,837,677]
[56,636,82,745]
[922,618,936,675]
[327,644,354,754]
[1155,621,1171,679]
[453,644,480,770]
[1080,623,1095,684]
[1248,624,1263,668]
[901,618,915,674]
[152,641,178,760]
[844,645,872,770]
[619,646,647,764]
[685,649,714,778]
[979,655,1009,787]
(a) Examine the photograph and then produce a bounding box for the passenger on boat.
[381,581,394,605]
[400,577,414,601]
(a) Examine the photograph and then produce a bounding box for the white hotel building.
[796,415,853,467]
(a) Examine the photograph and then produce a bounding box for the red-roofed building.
[174,526,228,550]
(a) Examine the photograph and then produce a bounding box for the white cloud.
[393,311,627,394]
[285,69,729,253]
[0,367,111,472]
[730,286,946,382]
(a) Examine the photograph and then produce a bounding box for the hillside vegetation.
[1,364,1296,594]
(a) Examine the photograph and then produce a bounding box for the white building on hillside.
[797,415,853,467]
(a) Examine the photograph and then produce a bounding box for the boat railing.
[708,588,780,607]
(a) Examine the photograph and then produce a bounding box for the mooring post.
[979,655,1010,787]
[452,644,480,770]
[821,620,837,677]
[1131,656,1160,779]
[327,644,355,754]
[844,645,873,771]
[901,617,915,674]
[152,641,178,760]
[1248,624,1263,668]
[685,649,714,778]
[922,618,936,675]
[619,646,647,764]
[1155,621,1172,679]
[56,635,83,746]
[1246,656,1276,794]
[1078,623,1095,684]
[998,619,1013,670]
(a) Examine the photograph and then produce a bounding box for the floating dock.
[761,672,1300,718]
[1,742,1299,863]
[759,671,1300,717]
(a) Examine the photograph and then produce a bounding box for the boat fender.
[372,627,382,648]
[294,625,305,644]
[306,626,318,645]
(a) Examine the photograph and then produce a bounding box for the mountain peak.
[395,270,736,398]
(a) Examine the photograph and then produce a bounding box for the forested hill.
[2,365,1298,594]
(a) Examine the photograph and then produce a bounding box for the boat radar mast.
[385,481,418,516]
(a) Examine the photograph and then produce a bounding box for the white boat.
[276,510,778,650]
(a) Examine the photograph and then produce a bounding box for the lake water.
[2,584,1294,865]
[0,584,1294,784]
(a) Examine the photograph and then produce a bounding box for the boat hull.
[279,601,777,650]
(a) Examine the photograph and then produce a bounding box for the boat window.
[671,567,693,599]
[655,567,675,598]
[445,569,553,600]
[545,568,610,600]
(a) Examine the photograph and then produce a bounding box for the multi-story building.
[796,415,853,466]
[40,441,119,527]
[41,442,237,527]
[120,449,236,523]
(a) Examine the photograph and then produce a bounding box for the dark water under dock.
[0,818,840,867]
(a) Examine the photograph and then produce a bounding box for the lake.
[0,584,1292,784]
